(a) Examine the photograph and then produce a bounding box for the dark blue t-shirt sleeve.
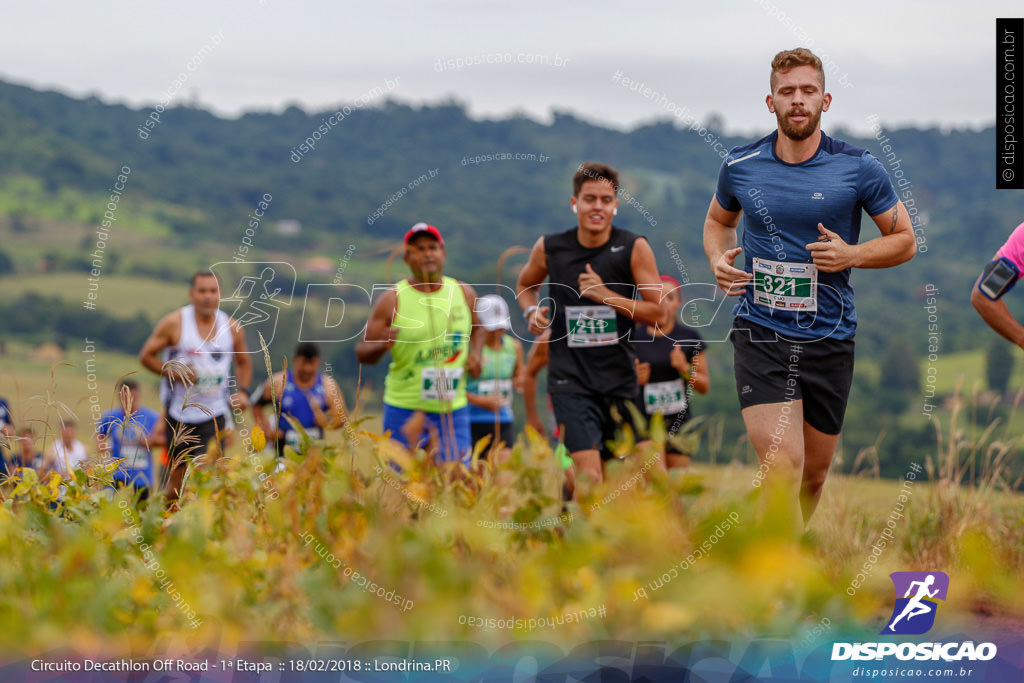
[858,152,899,216]
[714,160,742,212]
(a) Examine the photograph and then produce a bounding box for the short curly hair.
[770,48,824,92]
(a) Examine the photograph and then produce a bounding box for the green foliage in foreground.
[0,417,1021,658]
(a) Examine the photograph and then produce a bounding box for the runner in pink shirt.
[972,221,1024,348]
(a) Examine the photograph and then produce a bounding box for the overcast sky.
[0,1,1011,135]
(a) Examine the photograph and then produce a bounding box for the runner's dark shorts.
[470,421,515,458]
[630,400,694,455]
[165,413,228,463]
[730,317,855,435]
[549,392,641,460]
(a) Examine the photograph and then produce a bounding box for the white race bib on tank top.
[165,305,234,423]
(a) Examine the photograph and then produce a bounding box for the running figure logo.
[882,571,949,635]
[211,262,296,353]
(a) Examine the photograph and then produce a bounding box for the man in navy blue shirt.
[703,48,916,523]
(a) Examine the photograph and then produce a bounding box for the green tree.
[878,336,920,414]
[986,337,1014,396]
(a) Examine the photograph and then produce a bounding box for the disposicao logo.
[882,571,948,635]
[832,571,998,662]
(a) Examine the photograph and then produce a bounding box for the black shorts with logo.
[730,318,855,435]
[549,392,641,461]
[165,413,228,463]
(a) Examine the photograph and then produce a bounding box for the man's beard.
[777,107,821,141]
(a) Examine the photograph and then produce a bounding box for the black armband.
[978,257,1020,301]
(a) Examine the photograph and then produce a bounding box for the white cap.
[476,294,511,331]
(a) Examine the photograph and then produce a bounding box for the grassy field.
[0,417,1020,662]
[0,342,152,441]
[922,346,1024,396]
[0,339,1021,683]
[0,272,187,319]
[0,173,193,238]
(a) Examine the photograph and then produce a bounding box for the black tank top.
[632,322,705,424]
[543,226,643,397]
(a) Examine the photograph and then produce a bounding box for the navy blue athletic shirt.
[715,131,898,341]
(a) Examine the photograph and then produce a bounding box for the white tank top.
[52,439,88,475]
[165,305,234,423]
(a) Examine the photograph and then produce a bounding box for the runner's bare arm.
[461,282,483,379]
[806,201,915,272]
[516,237,551,335]
[252,372,282,438]
[628,238,664,325]
[230,318,252,410]
[972,258,1024,348]
[139,312,183,377]
[687,350,710,395]
[466,391,503,412]
[576,239,662,325]
[355,288,398,365]
[522,330,550,437]
[511,338,525,393]
[703,196,749,295]
[148,419,166,449]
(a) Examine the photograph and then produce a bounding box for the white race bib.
[566,305,618,348]
[643,379,688,415]
[752,258,818,312]
[119,445,149,471]
[285,427,322,449]
[193,367,225,396]
[477,379,513,407]
[420,367,464,401]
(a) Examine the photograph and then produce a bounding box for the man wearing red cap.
[356,223,483,466]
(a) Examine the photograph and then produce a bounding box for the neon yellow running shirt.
[383,276,472,412]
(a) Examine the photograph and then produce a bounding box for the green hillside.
[0,78,1022,485]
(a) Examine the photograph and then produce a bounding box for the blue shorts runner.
[382,404,471,464]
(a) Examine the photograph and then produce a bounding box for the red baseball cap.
[404,222,444,247]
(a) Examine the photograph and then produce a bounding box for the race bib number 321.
[752,258,818,311]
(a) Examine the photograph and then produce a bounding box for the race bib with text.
[752,258,818,311]
[421,367,464,401]
[476,379,513,407]
[566,305,618,347]
[643,379,687,415]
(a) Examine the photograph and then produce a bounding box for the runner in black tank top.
[516,162,664,493]
[544,225,642,398]
[632,276,710,469]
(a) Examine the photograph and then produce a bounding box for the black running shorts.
[730,318,855,435]
[549,392,641,460]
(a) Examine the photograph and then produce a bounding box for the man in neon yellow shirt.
[356,223,483,464]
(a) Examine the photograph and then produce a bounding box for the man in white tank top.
[139,270,251,507]
[41,421,89,476]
